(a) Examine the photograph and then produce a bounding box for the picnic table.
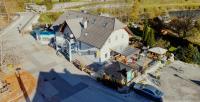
[0,80,10,93]
[72,59,95,75]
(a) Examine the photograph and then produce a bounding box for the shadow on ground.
[30,31,37,40]
[16,72,31,102]
[31,68,150,102]
[191,80,200,86]
[32,69,89,102]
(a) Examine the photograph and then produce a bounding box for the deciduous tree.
[131,0,140,21]
[169,17,195,38]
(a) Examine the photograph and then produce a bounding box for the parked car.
[133,83,164,102]
[118,86,130,94]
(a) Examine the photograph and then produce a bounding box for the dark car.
[134,83,164,102]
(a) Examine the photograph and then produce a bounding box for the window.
[108,38,111,43]
[120,46,123,51]
[95,52,97,58]
[103,22,108,27]
[92,19,96,24]
[115,35,118,40]
[122,34,124,39]
[143,89,154,95]
[105,53,108,58]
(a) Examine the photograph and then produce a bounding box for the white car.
[134,83,164,102]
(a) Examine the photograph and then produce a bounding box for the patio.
[72,53,103,72]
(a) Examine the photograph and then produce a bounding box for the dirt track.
[0,70,36,102]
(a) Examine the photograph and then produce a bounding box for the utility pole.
[0,40,3,70]
[2,0,9,23]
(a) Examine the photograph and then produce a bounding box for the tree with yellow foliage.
[131,0,140,21]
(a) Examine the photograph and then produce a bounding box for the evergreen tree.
[176,44,200,64]
[148,28,156,47]
[193,45,200,64]
[184,44,196,63]
[143,20,156,47]
[143,19,148,41]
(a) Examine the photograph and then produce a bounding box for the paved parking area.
[33,70,88,102]
[160,61,200,102]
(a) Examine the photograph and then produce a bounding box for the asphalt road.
[48,1,131,12]
[0,12,35,38]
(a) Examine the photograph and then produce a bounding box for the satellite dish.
[70,34,73,38]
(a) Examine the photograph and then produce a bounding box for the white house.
[51,11,130,64]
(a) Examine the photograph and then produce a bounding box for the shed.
[148,47,167,60]
[104,61,136,84]
[148,47,167,55]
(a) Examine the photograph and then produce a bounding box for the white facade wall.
[100,29,129,62]
[56,35,65,47]
[72,28,129,64]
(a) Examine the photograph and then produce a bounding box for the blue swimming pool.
[33,27,55,35]
[40,30,55,35]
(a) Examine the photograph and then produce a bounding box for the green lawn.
[39,12,63,24]
[140,0,200,5]
[34,0,43,4]
[141,2,200,10]
[131,0,200,18]
[140,0,200,8]
[186,34,200,46]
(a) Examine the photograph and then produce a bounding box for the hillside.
[134,0,200,17]
[141,0,200,10]
[4,0,26,13]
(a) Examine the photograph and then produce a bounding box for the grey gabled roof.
[148,47,167,55]
[65,18,82,38]
[51,11,127,49]
[114,18,126,30]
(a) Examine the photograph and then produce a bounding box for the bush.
[45,2,53,10]
[169,46,177,52]
[155,38,170,48]
[59,0,72,2]
[176,44,200,64]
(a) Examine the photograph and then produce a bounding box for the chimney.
[81,10,87,13]
[85,33,88,36]
[83,20,88,29]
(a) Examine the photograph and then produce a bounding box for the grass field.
[132,0,200,18]
[139,0,200,11]
[186,34,200,46]
[39,12,63,24]
[3,0,26,13]
[140,0,200,4]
